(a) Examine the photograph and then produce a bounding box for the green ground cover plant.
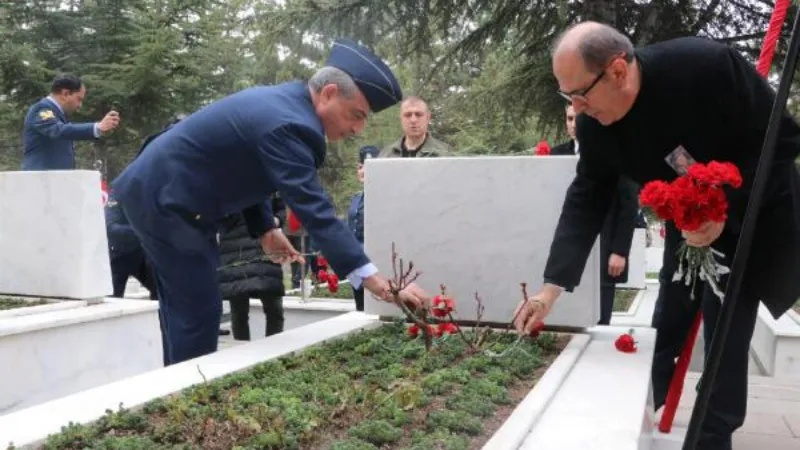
[22,321,567,450]
[613,289,639,313]
[0,297,49,311]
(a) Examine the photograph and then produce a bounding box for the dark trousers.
[124,207,223,367]
[229,294,285,340]
[354,287,365,312]
[599,283,615,325]
[110,250,158,300]
[652,222,758,449]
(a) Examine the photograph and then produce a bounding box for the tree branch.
[715,31,767,44]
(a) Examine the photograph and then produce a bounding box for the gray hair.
[308,66,359,98]
[552,22,635,74]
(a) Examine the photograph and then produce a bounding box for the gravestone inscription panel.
[364,156,600,328]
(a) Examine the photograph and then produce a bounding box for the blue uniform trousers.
[122,204,223,366]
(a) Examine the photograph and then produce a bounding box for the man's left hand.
[260,228,304,264]
[682,221,724,247]
[608,254,626,278]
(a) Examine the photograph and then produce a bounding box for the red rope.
[658,0,792,434]
[756,0,792,78]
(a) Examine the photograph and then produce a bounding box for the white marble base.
[364,156,600,328]
[0,170,113,299]
[647,247,665,274]
[0,314,658,450]
[0,298,161,415]
[619,229,647,289]
[751,304,800,381]
[518,326,657,450]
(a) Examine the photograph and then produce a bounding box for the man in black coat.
[217,194,287,339]
[514,22,800,449]
[551,103,639,324]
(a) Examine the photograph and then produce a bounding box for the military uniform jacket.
[379,133,452,158]
[544,37,800,318]
[112,81,370,278]
[21,97,96,170]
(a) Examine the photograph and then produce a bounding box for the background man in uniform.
[112,38,430,366]
[551,103,639,325]
[513,22,800,449]
[22,74,120,170]
[380,96,452,158]
[348,145,381,311]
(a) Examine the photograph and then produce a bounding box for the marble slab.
[519,326,657,450]
[0,170,113,299]
[0,312,382,448]
[618,229,647,289]
[0,299,161,415]
[363,156,600,328]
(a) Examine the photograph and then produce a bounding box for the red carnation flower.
[317,270,329,283]
[615,332,637,353]
[431,295,455,318]
[438,322,459,336]
[529,321,545,338]
[316,255,328,269]
[534,140,551,156]
[408,324,435,338]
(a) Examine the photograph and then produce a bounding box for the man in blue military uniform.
[22,74,120,170]
[348,145,381,311]
[112,39,430,366]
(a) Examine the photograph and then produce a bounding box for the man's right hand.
[362,274,430,311]
[512,283,562,335]
[98,111,120,133]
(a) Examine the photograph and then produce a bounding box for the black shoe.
[219,329,231,336]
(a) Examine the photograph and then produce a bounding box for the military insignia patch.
[38,109,55,120]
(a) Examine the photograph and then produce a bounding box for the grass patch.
[613,289,639,313]
[29,322,568,450]
[0,297,49,311]
[646,271,659,279]
[308,283,355,300]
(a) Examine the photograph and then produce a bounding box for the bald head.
[551,21,641,126]
[552,21,635,73]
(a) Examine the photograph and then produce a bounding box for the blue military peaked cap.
[326,38,403,113]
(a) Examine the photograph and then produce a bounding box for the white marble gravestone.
[0,170,113,299]
[364,156,600,328]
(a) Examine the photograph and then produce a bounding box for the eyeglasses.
[556,53,626,103]
[557,70,605,103]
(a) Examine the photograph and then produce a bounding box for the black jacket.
[543,37,800,318]
[217,195,287,299]
[551,140,639,285]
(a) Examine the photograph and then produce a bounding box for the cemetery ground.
[24,322,569,450]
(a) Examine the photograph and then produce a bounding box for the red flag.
[101,180,109,206]
[287,209,302,233]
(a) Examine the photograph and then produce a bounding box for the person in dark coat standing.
[551,103,639,325]
[105,189,158,299]
[218,194,287,339]
[110,38,430,366]
[22,74,120,170]
[514,22,800,449]
[347,145,381,311]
